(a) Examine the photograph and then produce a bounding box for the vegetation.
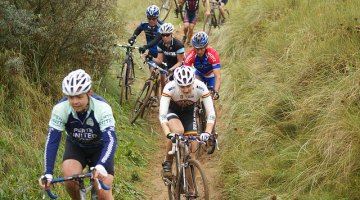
[217,0,360,199]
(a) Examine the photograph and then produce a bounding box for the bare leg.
[62,159,83,200]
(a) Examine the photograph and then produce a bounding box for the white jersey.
[159,79,216,124]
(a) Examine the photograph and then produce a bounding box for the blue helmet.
[191,31,209,48]
[146,5,160,17]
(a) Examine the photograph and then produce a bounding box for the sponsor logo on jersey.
[86,118,94,126]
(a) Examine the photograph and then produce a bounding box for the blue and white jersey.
[133,20,163,56]
[44,94,116,175]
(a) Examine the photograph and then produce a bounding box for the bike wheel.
[140,80,158,119]
[180,159,209,200]
[195,103,208,159]
[203,15,213,35]
[157,0,172,21]
[118,62,126,105]
[129,81,153,124]
[176,4,184,21]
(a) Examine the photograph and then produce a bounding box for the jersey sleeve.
[184,48,196,66]
[96,103,116,131]
[159,82,175,124]
[207,48,221,69]
[198,81,216,124]
[44,127,62,175]
[97,126,117,167]
[48,102,69,131]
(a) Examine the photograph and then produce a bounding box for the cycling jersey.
[132,20,164,57]
[184,0,200,11]
[184,47,221,78]
[157,38,185,68]
[44,94,116,175]
[159,79,216,131]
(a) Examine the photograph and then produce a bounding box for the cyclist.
[128,5,163,58]
[184,31,221,100]
[159,66,216,177]
[149,23,185,92]
[39,69,117,199]
[178,0,210,46]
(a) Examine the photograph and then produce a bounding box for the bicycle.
[156,0,184,21]
[42,168,110,200]
[112,43,139,105]
[203,0,229,35]
[163,134,209,200]
[129,59,168,124]
[195,86,219,158]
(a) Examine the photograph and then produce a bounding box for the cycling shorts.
[195,70,216,88]
[63,137,115,175]
[221,0,228,4]
[167,105,197,135]
[184,10,199,24]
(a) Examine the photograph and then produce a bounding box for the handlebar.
[112,43,140,54]
[43,172,110,199]
[144,58,168,74]
[168,134,205,155]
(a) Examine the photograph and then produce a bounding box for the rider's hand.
[128,36,136,45]
[145,54,153,61]
[93,164,108,181]
[213,91,220,100]
[139,45,148,54]
[166,132,176,140]
[39,174,53,189]
[167,68,174,76]
[200,132,211,141]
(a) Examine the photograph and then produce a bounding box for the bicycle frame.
[43,172,110,200]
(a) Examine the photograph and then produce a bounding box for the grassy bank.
[216,0,360,199]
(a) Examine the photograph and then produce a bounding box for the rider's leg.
[96,174,114,200]
[219,2,226,20]
[163,116,184,176]
[183,22,189,44]
[62,159,83,200]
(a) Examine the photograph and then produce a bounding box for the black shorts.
[184,10,199,24]
[221,0,228,4]
[167,104,197,134]
[63,138,115,175]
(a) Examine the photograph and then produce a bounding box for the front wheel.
[178,159,209,200]
[157,0,172,21]
[129,81,153,124]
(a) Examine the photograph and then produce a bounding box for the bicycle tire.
[140,79,158,119]
[203,15,213,35]
[158,0,172,21]
[195,102,208,159]
[118,62,126,105]
[176,3,184,21]
[129,80,153,124]
[177,159,209,200]
[124,59,131,102]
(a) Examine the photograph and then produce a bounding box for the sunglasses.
[147,17,158,21]
[161,34,171,37]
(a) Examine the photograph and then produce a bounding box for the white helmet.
[159,23,175,34]
[173,66,195,86]
[62,69,92,96]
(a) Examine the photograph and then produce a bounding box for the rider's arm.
[146,32,162,48]
[159,84,173,135]
[153,48,164,65]
[44,127,62,175]
[204,0,211,15]
[96,104,117,167]
[213,68,221,92]
[97,126,117,167]
[201,85,216,133]
[132,24,143,38]
[171,46,185,70]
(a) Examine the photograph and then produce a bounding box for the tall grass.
[213,0,360,199]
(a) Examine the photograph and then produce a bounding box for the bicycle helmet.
[159,23,175,34]
[62,69,92,96]
[191,31,209,48]
[173,66,195,86]
[146,5,160,17]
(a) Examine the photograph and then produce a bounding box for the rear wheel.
[203,15,213,35]
[157,0,172,21]
[129,81,153,124]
